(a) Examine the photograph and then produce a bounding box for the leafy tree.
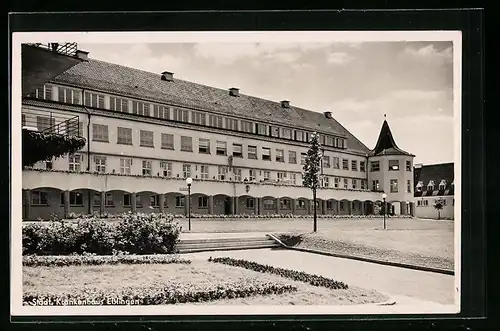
[302,132,322,232]
[433,199,444,220]
[22,129,86,167]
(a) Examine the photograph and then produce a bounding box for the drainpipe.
[83,88,92,214]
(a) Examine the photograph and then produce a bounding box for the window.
[249,169,256,181]
[45,160,53,170]
[241,120,253,133]
[439,180,447,190]
[110,96,129,112]
[225,118,238,131]
[370,161,380,172]
[262,148,271,161]
[361,180,366,189]
[351,160,357,171]
[58,87,81,104]
[193,112,206,125]
[337,138,345,149]
[120,158,132,175]
[68,154,82,171]
[160,161,172,177]
[389,160,400,171]
[343,178,348,189]
[61,192,83,206]
[176,196,185,207]
[123,193,131,207]
[342,159,349,170]
[199,138,211,154]
[281,128,292,139]
[257,124,268,135]
[209,114,223,128]
[270,126,280,137]
[406,160,412,171]
[182,164,191,178]
[181,136,193,152]
[218,166,228,180]
[288,151,297,164]
[325,136,334,147]
[372,180,380,191]
[117,127,133,145]
[295,131,304,142]
[407,180,412,193]
[276,149,284,162]
[332,157,340,169]
[198,196,208,208]
[216,141,227,156]
[234,168,242,181]
[263,171,270,181]
[248,146,257,159]
[319,134,326,145]
[140,130,154,147]
[323,156,330,168]
[36,116,55,132]
[263,199,274,209]
[173,108,189,122]
[300,153,307,165]
[31,191,48,205]
[33,84,53,100]
[153,104,170,119]
[105,193,113,206]
[161,133,174,150]
[334,177,340,188]
[150,195,159,207]
[246,198,255,209]
[233,144,243,158]
[323,176,330,188]
[296,200,306,209]
[84,91,105,109]
[280,199,291,209]
[93,193,101,206]
[390,179,399,193]
[142,160,152,176]
[277,172,287,181]
[92,124,109,142]
[360,161,366,172]
[416,181,423,192]
[200,165,209,179]
[352,179,357,189]
[290,173,297,185]
[427,180,435,191]
[132,101,151,116]
[94,155,106,173]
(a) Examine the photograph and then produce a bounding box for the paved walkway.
[179,232,270,240]
[183,248,457,308]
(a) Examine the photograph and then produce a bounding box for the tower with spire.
[368,117,415,216]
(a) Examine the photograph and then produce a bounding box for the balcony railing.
[22,110,81,137]
[25,43,78,57]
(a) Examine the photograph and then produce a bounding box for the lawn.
[23,259,388,306]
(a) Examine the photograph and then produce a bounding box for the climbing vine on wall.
[22,130,86,167]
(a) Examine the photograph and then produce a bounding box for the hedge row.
[23,253,191,267]
[208,257,349,290]
[22,213,181,255]
[24,282,297,306]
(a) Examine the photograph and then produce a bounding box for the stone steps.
[176,235,280,254]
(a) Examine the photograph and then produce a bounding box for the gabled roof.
[369,119,414,157]
[50,59,371,154]
[413,162,454,196]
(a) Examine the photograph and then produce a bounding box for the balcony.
[22,109,81,137]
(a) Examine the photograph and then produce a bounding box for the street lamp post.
[186,177,193,231]
[382,193,387,230]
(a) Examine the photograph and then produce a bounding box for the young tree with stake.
[302,132,323,232]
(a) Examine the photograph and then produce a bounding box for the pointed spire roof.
[369,119,414,156]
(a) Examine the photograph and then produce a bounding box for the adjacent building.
[21,50,417,220]
[413,163,455,220]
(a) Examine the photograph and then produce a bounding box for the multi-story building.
[21,51,417,220]
[413,163,454,220]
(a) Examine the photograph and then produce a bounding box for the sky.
[79,41,455,165]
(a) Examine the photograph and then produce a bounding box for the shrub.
[209,257,348,290]
[23,254,191,267]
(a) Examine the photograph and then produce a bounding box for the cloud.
[326,52,354,65]
[403,44,452,61]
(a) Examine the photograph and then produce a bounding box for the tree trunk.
[438,210,441,220]
[313,188,317,232]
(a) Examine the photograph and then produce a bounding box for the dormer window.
[439,179,447,191]
[416,181,423,192]
[427,180,435,191]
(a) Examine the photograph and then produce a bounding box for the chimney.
[414,163,423,169]
[75,50,89,61]
[324,111,332,119]
[161,71,174,82]
[280,100,290,108]
[229,87,239,97]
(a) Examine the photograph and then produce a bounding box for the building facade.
[21,54,416,220]
[413,163,455,220]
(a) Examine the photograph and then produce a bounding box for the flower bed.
[208,257,348,290]
[22,213,181,255]
[23,253,191,267]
